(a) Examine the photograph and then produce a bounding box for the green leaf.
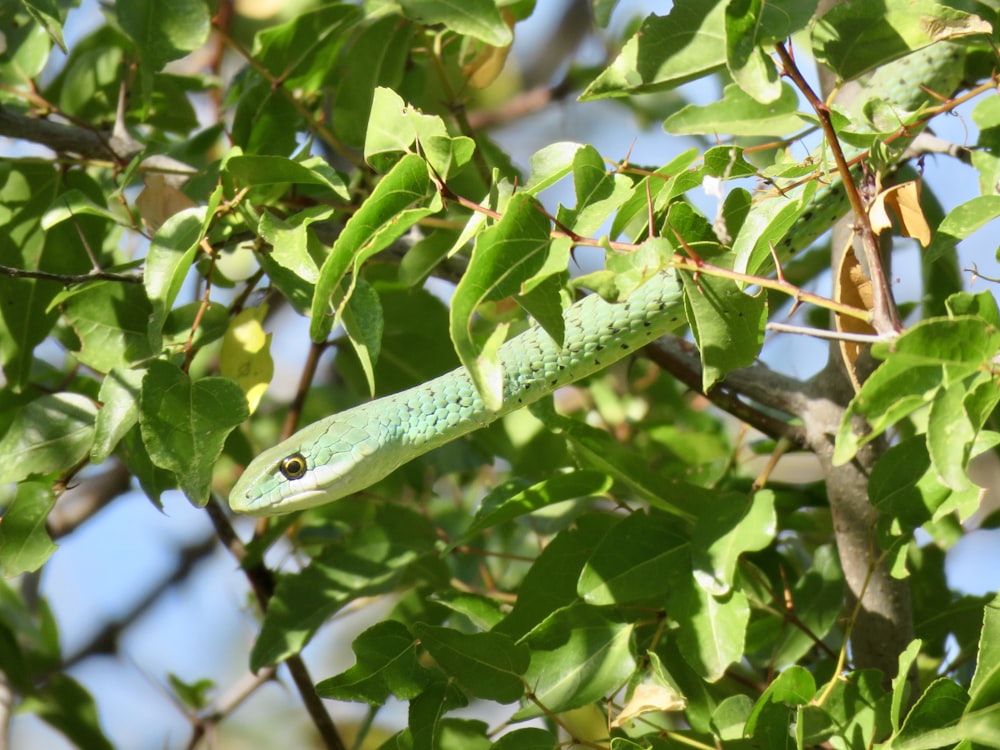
[310,153,438,342]
[581,1,728,100]
[811,0,987,82]
[121,426,176,507]
[560,144,635,236]
[0,393,97,483]
[117,0,210,94]
[334,16,414,149]
[802,670,886,748]
[316,621,430,703]
[144,206,209,351]
[60,281,154,373]
[680,258,766,391]
[926,194,1000,264]
[870,438,953,530]
[522,141,582,195]
[493,513,619,640]
[408,681,469,750]
[450,192,552,410]
[432,592,505,631]
[892,640,924,733]
[745,666,816,737]
[513,603,635,720]
[341,277,384,397]
[691,490,776,595]
[0,482,57,577]
[665,82,808,136]
[535,407,702,521]
[458,470,612,544]
[835,316,1000,465]
[365,87,475,177]
[760,544,843,667]
[21,0,67,53]
[969,593,1000,712]
[578,508,689,605]
[712,694,755,740]
[138,360,249,506]
[491,727,557,750]
[515,271,568,348]
[20,674,114,750]
[0,14,52,89]
[41,188,121,229]
[0,164,89,391]
[671,574,749,681]
[250,504,438,669]
[926,378,983,491]
[225,154,349,199]
[435,718,490,750]
[889,678,968,749]
[251,4,361,91]
[413,624,528,703]
[257,207,327,314]
[397,0,512,46]
[725,0,783,104]
[167,673,215,711]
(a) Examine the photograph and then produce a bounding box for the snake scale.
[229,41,967,515]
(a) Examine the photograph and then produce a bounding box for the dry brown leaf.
[135,173,196,233]
[610,683,686,728]
[868,180,932,247]
[835,245,877,392]
[920,13,992,41]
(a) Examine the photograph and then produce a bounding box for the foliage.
[2,0,1000,748]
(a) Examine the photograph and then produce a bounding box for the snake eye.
[279,453,308,480]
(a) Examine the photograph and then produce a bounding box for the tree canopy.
[2,1,1000,748]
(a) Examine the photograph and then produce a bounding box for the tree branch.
[0,264,142,286]
[63,534,219,668]
[0,104,119,161]
[203,497,347,750]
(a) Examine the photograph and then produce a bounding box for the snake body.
[229,42,967,516]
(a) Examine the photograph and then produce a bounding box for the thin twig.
[204,496,348,750]
[0,264,142,285]
[774,42,901,335]
[765,321,891,344]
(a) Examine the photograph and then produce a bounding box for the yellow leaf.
[610,683,686,728]
[462,9,514,89]
[220,307,274,414]
[868,180,931,247]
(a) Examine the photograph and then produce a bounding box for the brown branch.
[774,42,901,335]
[0,264,142,285]
[0,104,119,161]
[187,666,279,750]
[203,497,347,750]
[644,337,808,449]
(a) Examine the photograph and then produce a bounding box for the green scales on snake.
[229,42,968,516]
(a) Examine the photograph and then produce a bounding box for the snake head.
[229,415,392,515]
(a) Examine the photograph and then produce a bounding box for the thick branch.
[0,104,118,160]
[645,337,809,448]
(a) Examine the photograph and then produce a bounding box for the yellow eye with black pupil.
[279,453,307,480]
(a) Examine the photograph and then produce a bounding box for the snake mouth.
[231,485,331,516]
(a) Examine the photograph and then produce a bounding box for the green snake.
[229,42,967,516]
